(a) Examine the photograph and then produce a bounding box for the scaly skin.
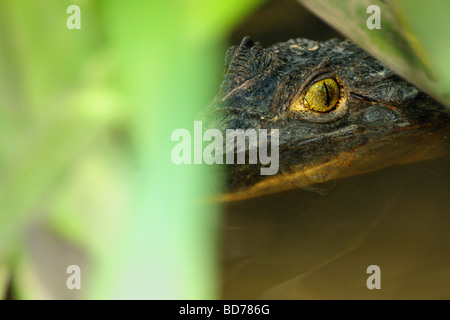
[202,37,450,201]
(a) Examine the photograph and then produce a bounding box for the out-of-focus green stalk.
[0,0,100,260]
[84,0,264,299]
[0,0,263,299]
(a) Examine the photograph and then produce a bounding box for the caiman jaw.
[217,99,450,203]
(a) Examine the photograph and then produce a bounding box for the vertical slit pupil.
[323,81,330,107]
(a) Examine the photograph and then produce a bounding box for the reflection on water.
[220,155,450,299]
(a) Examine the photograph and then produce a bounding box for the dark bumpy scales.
[202,37,450,199]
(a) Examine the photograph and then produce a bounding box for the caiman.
[202,37,450,202]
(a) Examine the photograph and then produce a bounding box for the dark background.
[231,0,343,46]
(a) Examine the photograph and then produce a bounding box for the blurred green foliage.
[299,0,450,109]
[0,0,264,299]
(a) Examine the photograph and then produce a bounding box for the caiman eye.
[304,78,339,112]
[287,73,347,123]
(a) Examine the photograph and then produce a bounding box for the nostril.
[362,104,401,124]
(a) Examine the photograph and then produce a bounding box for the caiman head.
[203,37,450,202]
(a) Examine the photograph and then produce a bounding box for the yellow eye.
[304,78,339,113]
